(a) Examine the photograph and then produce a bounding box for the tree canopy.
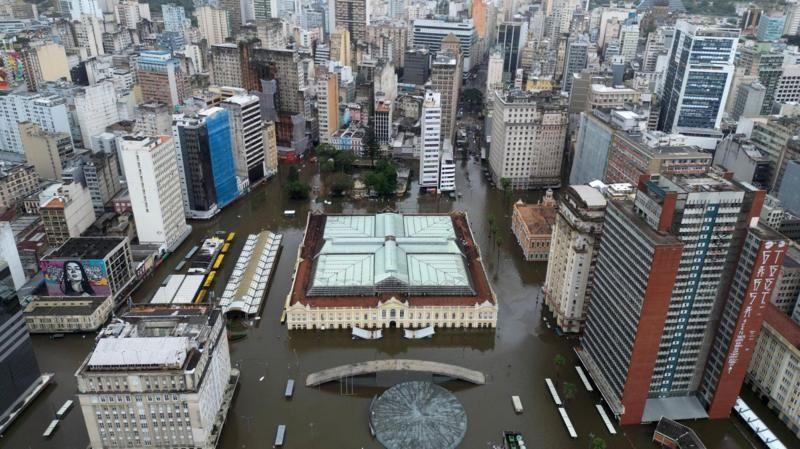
[364,160,398,197]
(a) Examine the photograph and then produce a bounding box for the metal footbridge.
[305,359,486,386]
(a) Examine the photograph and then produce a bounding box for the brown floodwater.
[3,159,798,449]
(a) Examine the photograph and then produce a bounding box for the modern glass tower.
[658,21,739,134]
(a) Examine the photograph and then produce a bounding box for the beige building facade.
[19,121,74,181]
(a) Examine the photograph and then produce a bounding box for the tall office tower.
[73,14,105,58]
[374,98,392,144]
[750,115,800,190]
[472,0,488,38]
[316,69,339,143]
[489,90,568,189]
[412,19,477,72]
[172,108,239,219]
[136,50,187,109]
[419,90,442,191]
[430,48,462,143]
[80,151,122,214]
[210,43,247,89]
[220,0,242,34]
[161,3,186,32]
[562,35,589,94]
[221,94,267,184]
[579,173,764,424]
[757,13,786,42]
[699,225,788,418]
[658,21,739,134]
[116,0,148,29]
[738,46,791,115]
[333,0,369,43]
[577,191,684,426]
[0,93,71,154]
[643,26,673,72]
[19,121,74,181]
[486,48,504,91]
[194,6,230,45]
[0,262,47,435]
[330,27,352,66]
[59,0,102,20]
[250,48,305,115]
[619,19,639,64]
[402,48,432,85]
[544,185,607,333]
[120,135,190,252]
[253,0,279,20]
[76,305,235,449]
[74,81,120,146]
[20,43,71,92]
[367,21,408,67]
[497,21,528,79]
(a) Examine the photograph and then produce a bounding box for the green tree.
[487,214,496,239]
[562,382,577,402]
[315,143,336,158]
[554,354,566,382]
[590,436,607,449]
[328,172,352,196]
[333,151,356,172]
[500,177,512,203]
[462,88,484,113]
[364,160,397,197]
[495,235,503,265]
[288,166,300,183]
[285,180,310,199]
[363,127,380,167]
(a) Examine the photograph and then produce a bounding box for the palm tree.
[554,354,566,382]
[590,436,607,449]
[562,382,577,402]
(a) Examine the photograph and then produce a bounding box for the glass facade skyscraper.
[658,21,739,134]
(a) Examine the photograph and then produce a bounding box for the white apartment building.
[775,64,800,104]
[439,139,456,192]
[619,22,639,64]
[194,6,230,45]
[0,93,71,154]
[120,135,190,253]
[76,305,236,449]
[488,89,569,189]
[74,81,120,146]
[221,94,265,185]
[418,91,442,190]
[543,185,607,333]
[486,49,504,92]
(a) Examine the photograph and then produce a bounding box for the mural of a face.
[64,261,84,282]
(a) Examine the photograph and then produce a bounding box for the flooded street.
[3,158,798,449]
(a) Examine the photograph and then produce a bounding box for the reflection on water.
[3,160,798,449]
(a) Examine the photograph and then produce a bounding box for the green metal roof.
[310,214,471,294]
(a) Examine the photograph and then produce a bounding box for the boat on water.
[511,396,523,413]
[503,431,527,449]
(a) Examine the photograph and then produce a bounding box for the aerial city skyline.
[1,0,800,448]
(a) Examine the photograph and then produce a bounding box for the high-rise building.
[329,27,352,66]
[618,20,639,64]
[20,42,71,92]
[40,181,97,246]
[210,43,247,89]
[562,35,589,94]
[332,0,369,42]
[59,0,102,20]
[161,3,186,32]
[18,121,74,181]
[488,89,568,189]
[316,69,339,143]
[605,131,712,185]
[220,0,242,34]
[402,48,431,85]
[136,51,188,109]
[76,305,236,449]
[252,0,279,20]
[74,81,120,146]
[221,94,267,184]
[419,90,442,190]
[0,93,71,154]
[774,64,800,105]
[0,163,39,211]
[486,47,504,91]
[699,226,788,418]
[579,173,768,424]
[120,135,190,252]
[80,151,123,214]
[412,19,477,72]
[430,49,462,143]
[0,261,47,435]
[497,21,528,79]
[732,81,766,120]
[658,21,739,134]
[757,13,786,42]
[544,185,608,333]
[172,108,240,219]
[194,6,230,45]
